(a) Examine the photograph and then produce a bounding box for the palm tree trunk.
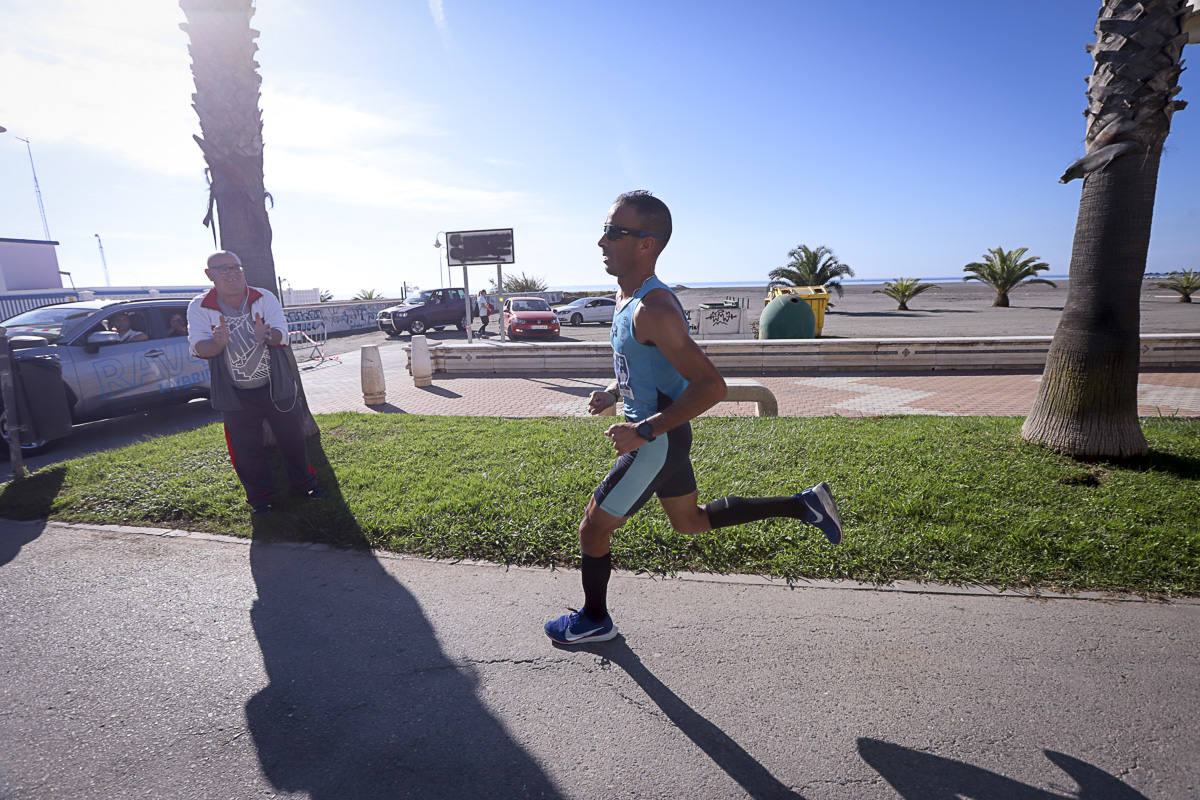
[993,292,1009,308]
[1022,0,1188,459]
[180,0,318,438]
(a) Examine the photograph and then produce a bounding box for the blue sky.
[1,0,1196,298]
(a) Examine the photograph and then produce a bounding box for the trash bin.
[10,347,73,447]
[697,300,746,339]
[759,293,817,339]
[765,286,829,336]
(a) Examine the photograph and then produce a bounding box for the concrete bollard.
[410,335,433,387]
[360,344,386,405]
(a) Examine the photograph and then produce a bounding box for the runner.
[545,190,843,645]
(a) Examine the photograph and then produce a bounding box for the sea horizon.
[548,275,1074,292]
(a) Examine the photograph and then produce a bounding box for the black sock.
[703,495,810,530]
[581,552,612,622]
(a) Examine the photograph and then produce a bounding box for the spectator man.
[187,251,324,515]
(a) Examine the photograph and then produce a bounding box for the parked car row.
[553,295,616,326]
[376,291,617,339]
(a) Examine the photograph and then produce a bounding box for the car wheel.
[409,318,428,335]
[0,407,51,454]
[570,313,583,326]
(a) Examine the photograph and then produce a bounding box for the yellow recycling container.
[765,285,829,336]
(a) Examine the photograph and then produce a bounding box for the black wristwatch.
[635,421,656,442]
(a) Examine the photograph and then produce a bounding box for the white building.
[0,237,62,291]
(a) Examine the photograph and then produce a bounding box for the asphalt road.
[2,520,1197,799]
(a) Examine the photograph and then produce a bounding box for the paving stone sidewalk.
[298,346,1200,418]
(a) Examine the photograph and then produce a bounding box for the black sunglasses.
[603,225,657,241]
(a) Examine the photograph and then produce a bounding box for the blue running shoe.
[797,481,843,544]
[544,609,618,645]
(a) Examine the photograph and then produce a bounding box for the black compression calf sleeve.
[703,495,810,530]
[581,552,612,622]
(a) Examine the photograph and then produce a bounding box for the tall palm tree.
[872,278,939,311]
[179,0,275,282]
[1155,269,1199,302]
[768,245,855,298]
[1022,0,1189,459]
[180,0,317,435]
[962,247,1055,307]
[353,289,383,300]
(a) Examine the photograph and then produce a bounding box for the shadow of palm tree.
[561,636,803,799]
[245,442,559,799]
[0,466,66,567]
[858,737,1148,799]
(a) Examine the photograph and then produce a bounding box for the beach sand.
[673,280,1199,338]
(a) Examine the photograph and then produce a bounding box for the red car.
[503,297,561,339]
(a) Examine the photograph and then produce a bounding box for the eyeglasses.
[603,225,657,241]
[210,264,243,274]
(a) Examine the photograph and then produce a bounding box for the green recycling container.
[758,294,816,339]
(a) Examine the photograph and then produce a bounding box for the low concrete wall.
[409,334,1200,376]
[283,301,396,337]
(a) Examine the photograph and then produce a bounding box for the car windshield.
[1,306,96,343]
[512,299,550,312]
[405,291,435,304]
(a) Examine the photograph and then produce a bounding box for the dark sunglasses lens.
[604,226,625,241]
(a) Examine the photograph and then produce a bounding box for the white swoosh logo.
[809,506,825,524]
[565,624,605,641]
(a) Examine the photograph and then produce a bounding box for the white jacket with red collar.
[186,286,296,411]
[186,285,288,359]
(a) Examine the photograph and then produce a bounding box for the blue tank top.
[610,275,689,422]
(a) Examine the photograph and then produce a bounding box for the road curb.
[22,518,1198,606]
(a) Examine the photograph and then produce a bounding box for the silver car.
[1,299,210,450]
[553,296,616,326]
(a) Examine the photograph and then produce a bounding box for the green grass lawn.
[3,414,1198,595]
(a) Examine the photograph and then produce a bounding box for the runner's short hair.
[615,190,672,248]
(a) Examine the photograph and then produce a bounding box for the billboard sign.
[444,228,515,266]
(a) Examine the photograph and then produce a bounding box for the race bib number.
[613,352,633,400]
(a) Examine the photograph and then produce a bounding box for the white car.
[553,296,616,326]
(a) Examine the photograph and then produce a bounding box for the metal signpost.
[443,228,515,344]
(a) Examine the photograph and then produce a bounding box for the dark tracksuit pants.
[222,386,316,505]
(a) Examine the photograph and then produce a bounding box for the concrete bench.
[601,378,777,417]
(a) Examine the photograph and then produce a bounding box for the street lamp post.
[94,234,111,286]
[0,126,52,241]
[433,231,447,288]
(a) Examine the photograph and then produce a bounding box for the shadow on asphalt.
[559,636,803,799]
[244,441,559,799]
[0,467,66,567]
[858,738,1148,799]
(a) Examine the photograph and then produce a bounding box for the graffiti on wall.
[283,301,394,335]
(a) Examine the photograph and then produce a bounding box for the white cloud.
[2,0,528,220]
[428,0,448,37]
